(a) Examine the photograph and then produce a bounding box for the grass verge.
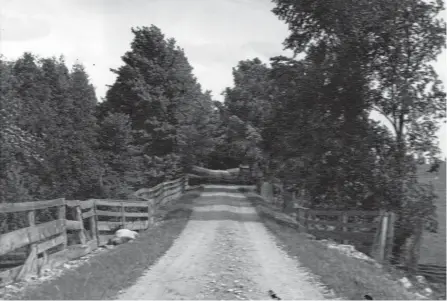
[247,194,419,300]
[5,190,202,300]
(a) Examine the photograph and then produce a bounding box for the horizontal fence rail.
[417,264,447,283]
[0,175,191,285]
[295,205,395,263]
[253,185,397,265]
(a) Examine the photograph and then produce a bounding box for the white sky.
[0,0,446,156]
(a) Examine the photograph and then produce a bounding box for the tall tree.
[271,0,446,262]
[101,25,217,184]
[8,53,46,198]
[67,63,101,197]
[223,58,273,128]
[271,0,446,169]
[36,57,72,198]
[368,1,446,202]
[96,112,140,197]
[177,90,220,169]
[0,56,44,231]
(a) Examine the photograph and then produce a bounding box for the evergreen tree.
[0,56,42,231]
[67,63,101,197]
[100,25,218,184]
[96,112,139,197]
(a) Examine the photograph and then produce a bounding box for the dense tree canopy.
[97,25,219,186]
[212,0,445,263]
[0,27,222,211]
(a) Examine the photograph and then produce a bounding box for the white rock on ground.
[115,229,139,239]
[415,275,427,284]
[423,287,433,295]
[399,276,413,289]
[117,187,332,300]
[326,243,375,262]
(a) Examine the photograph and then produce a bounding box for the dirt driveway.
[116,185,329,300]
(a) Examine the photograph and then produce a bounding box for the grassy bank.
[4,190,202,300]
[247,195,418,300]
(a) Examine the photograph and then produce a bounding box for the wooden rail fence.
[0,176,190,285]
[189,165,253,185]
[295,205,396,263]
[417,263,447,283]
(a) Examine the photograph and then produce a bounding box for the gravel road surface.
[116,185,329,300]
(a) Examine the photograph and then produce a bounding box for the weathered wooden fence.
[189,165,253,185]
[0,176,190,285]
[295,205,396,263]
[417,263,447,283]
[254,181,397,264]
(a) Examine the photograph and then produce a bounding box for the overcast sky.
[1,0,446,156]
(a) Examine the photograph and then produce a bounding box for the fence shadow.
[193,197,253,208]
[201,187,252,193]
[188,210,261,223]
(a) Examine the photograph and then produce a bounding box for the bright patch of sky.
[1,0,445,156]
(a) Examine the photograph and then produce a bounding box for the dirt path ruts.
[116,186,329,300]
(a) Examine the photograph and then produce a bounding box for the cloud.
[241,41,293,60]
[181,41,288,67]
[0,14,52,42]
[68,0,167,15]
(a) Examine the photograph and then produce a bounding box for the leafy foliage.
[1,9,444,269]
[98,25,219,188]
[211,0,446,265]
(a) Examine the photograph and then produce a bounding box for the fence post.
[373,211,389,263]
[295,207,301,229]
[59,199,68,251]
[17,210,38,280]
[89,200,98,244]
[166,183,170,203]
[341,212,348,244]
[93,200,100,243]
[385,212,396,264]
[160,183,164,204]
[75,205,87,245]
[121,202,126,228]
[296,208,307,233]
[184,174,189,192]
[27,209,35,249]
[304,209,309,232]
[150,199,152,229]
[166,183,170,202]
[148,192,155,227]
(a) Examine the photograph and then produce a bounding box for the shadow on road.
[159,190,262,222]
[202,187,254,193]
[193,197,253,208]
[189,210,261,223]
